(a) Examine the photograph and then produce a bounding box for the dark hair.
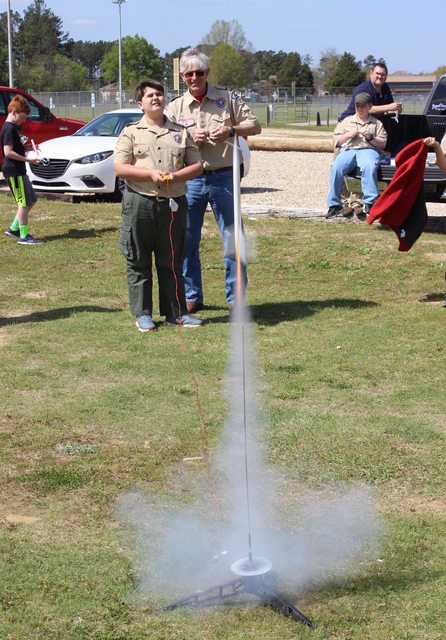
[8,95,31,115]
[372,62,388,74]
[134,80,164,102]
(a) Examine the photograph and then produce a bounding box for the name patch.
[178,118,195,128]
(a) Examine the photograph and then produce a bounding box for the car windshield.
[74,112,142,137]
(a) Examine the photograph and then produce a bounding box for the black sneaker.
[5,227,20,238]
[326,205,343,219]
[17,234,43,245]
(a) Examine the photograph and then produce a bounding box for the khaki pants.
[119,189,188,318]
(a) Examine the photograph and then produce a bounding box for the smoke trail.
[115,305,383,605]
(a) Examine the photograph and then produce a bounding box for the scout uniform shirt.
[166,85,259,170]
[113,115,201,199]
[333,114,387,152]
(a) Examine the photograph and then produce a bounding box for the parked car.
[27,108,251,201]
[0,86,85,166]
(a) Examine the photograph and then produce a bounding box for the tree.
[101,34,163,88]
[326,52,366,92]
[433,65,446,76]
[276,52,313,88]
[66,40,114,88]
[16,0,67,64]
[0,10,22,85]
[362,55,376,69]
[14,0,70,90]
[316,47,341,85]
[201,19,252,52]
[208,43,248,88]
[52,54,89,91]
[254,50,287,82]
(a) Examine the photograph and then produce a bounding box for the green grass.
[1,194,446,638]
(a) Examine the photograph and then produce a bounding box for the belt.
[203,166,233,174]
[127,187,185,202]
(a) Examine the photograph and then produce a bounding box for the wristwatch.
[229,126,236,137]
[369,133,374,141]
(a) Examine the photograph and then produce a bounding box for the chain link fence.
[32,87,432,127]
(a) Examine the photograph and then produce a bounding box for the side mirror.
[43,106,52,123]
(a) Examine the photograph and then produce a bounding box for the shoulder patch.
[231,90,240,100]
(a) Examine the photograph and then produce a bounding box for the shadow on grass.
[0,305,120,327]
[418,292,445,303]
[203,298,378,326]
[42,226,117,242]
[249,298,378,326]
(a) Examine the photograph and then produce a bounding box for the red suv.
[0,87,85,166]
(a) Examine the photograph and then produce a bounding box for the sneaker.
[442,295,446,308]
[17,234,43,245]
[186,300,204,314]
[164,314,203,328]
[136,315,156,332]
[326,205,343,219]
[5,227,20,238]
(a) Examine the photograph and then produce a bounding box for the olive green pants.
[119,189,187,318]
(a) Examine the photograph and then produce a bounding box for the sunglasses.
[183,70,206,78]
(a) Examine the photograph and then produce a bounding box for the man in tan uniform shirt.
[167,47,261,313]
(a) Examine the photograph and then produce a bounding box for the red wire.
[166,180,222,539]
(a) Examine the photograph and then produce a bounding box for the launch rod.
[232,133,242,273]
[232,133,252,563]
[242,326,253,565]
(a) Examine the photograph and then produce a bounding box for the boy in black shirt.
[2,95,42,244]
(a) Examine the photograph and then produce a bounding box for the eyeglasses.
[183,70,206,78]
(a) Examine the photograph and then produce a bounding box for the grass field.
[1,192,445,639]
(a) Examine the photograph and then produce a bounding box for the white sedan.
[27,108,251,201]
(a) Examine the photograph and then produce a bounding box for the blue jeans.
[327,148,381,207]
[185,170,247,305]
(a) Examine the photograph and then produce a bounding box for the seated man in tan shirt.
[326,93,387,220]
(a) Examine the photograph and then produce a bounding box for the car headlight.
[75,151,114,164]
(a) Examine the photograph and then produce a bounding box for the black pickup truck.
[348,73,446,202]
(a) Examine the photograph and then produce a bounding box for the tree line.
[1,3,441,94]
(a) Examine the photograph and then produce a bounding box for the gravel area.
[241,149,446,220]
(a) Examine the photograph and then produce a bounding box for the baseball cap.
[355,92,372,105]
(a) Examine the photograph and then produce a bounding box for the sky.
[3,0,444,75]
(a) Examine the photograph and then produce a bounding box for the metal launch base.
[163,556,315,628]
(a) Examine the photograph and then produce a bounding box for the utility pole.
[7,0,13,87]
[112,0,127,109]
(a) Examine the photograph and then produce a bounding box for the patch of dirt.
[22,291,50,299]
[4,514,39,524]
[405,496,446,515]
[0,331,12,347]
